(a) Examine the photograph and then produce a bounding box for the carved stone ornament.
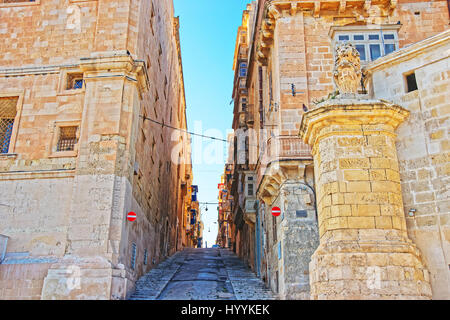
[333,43,362,95]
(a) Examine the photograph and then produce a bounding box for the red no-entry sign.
[272,206,281,217]
[127,212,137,222]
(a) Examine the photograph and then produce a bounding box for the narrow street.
[129,248,275,300]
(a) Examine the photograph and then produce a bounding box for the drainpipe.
[255,200,261,277]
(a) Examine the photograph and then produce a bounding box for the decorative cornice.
[257,0,396,64]
[79,53,150,97]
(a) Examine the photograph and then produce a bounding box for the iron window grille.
[57,126,78,152]
[0,97,18,154]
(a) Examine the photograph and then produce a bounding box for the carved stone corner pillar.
[299,99,432,300]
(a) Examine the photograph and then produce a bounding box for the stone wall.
[264,2,449,136]
[367,30,450,299]
[259,164,319,299]
[0,263,52,300]
[0,177,73,256]
[0,0,190,300]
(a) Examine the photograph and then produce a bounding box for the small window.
[131,243,137,270]
[248,183,254,196]
[144,249,148,265]
[67,73,83,90]
[277,242,281,260]
[384,34,395,40]
[368,34,379,40]
[354,35,364,41]
[0,97,18,154]
[57,126,78,152]
[239,63,247,77]
[338,35,349,41]
[405,72,418,93]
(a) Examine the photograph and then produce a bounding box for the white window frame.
[330,25,401,64]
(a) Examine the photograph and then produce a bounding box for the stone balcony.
[256,136,313,205]
[257,135,311,185]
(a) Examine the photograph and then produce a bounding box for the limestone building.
[0,0,193,299]
[220,0,449,299]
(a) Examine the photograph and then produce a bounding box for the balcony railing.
[265,135,311,160]
[244,197,256,213]
[257,135,312,186]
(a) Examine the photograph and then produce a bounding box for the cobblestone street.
[129,248,275,300]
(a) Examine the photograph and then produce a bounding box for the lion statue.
[333,43,362,95]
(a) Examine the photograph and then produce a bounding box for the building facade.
[0,0,193,300]
[219,0,449,299]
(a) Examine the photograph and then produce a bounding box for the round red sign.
[271,206,281,217]
[127,212,137,222]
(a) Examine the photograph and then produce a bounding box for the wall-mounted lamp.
[408,208,416,217]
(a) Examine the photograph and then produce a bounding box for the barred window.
[66,73,83,90]
[57,126,78,152]
[0,97,18,154]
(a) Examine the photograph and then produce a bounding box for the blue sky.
[173,0,252,247]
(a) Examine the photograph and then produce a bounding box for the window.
[258,66,264,125]
[272,215,277,243]
[239,63,247,77]
[144,249,148,265]
[131,243,137,270]
[405,72,418,93]
[57,126,78,152]
[0,97,18,154]
[241,97,247,112]
[334,30,398,62]
[66,73,83,90]
[277,242,281,260]
[248,183,254,196]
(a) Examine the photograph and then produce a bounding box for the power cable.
[140,115,228,143]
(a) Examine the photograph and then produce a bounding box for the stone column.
[299,100,432,299]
